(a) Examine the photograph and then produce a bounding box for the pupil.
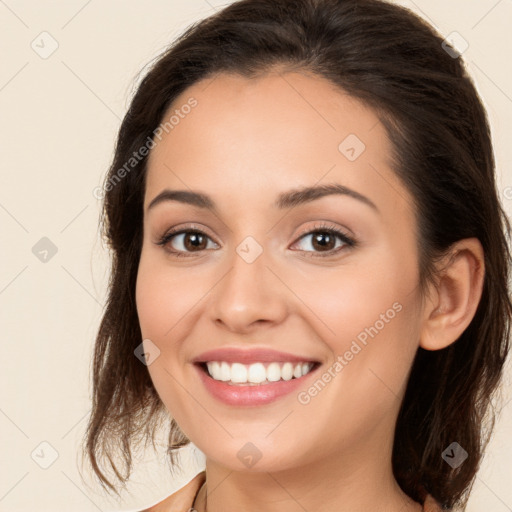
[313,232,333,250]
[185,233,205,251]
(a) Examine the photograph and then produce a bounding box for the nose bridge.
[209,232,288,331]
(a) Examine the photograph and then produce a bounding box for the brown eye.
[310,232,338,251]
[157,229,219,257]
[294,230,344,253]
[180,232,208,251]
[291,224,356,257]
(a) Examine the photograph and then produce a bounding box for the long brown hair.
[82,0,512,508]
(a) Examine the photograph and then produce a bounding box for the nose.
[208,243,289,334]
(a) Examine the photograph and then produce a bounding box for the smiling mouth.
[197,360,321,386]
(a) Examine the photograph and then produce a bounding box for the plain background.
[1,1,511,511]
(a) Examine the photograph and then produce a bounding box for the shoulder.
[136,474,443,512]
[138,471,206,512]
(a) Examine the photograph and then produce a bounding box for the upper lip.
[192,348,321,365]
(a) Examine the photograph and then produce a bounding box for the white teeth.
[230,363,247,383]
[266,362,281,382]
[248,362,267,383]
[281,362,294,381]
[205,361,315,384]
[219,361,230,381]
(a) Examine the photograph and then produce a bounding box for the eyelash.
[156,221,357,259]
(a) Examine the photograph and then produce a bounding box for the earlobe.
[419,238,485,351]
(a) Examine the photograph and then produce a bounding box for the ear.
[420,238,485,351]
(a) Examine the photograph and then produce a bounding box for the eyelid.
[157,222,215,241]
[293,221,354,243]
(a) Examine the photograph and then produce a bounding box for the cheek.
[303,247,421,396]
[301,249,418,345]
[135,254,200,420]
[291,269,421,452]
[135,251,201,340]
[135,267,176,340]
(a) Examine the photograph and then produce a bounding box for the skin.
[135,70,485,512]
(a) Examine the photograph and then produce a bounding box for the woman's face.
[136,70,425,474]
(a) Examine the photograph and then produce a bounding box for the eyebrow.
[147,183,379,213]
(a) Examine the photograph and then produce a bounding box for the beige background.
[0,1,511,511]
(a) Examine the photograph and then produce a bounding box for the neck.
[195,441,422,512]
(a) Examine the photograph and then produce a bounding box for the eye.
[156,227,218,258]
[155,221,357,259]
[290,222,356,258]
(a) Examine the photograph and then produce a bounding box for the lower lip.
[194,363,319,406]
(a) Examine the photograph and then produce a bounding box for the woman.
[82,0,512,510]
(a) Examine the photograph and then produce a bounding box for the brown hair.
[82,0,512,508]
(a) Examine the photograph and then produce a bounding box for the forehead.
[144,71,412,218]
